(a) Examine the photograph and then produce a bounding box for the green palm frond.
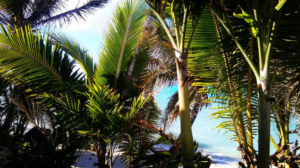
[51,33,96,83]
[117,97,163,167]
[0,25,84,95]
[140,13,178,90]
[145,0,206,50]
[10,92,46,128]
[187,7,223,89]
[95,0,148,89]
[206,1,300,163]
[86,85,121,130]
[122,94,150,121]
[42,92,88,130]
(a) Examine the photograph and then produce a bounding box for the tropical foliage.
[205,0,300,168]
[1,0,300,168]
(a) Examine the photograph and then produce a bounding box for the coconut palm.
[161,6,222,133]
[136,13,211,133]
[143,1,223,167]
[208,0,300,167]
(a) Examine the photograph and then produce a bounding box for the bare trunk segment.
[175,52,194,168]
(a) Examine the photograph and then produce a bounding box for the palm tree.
[0,0,108,28]
[161,7,221,133]
[137,13,211,133]
[0,0,155,167]
[143,1,216,167]
[208,0,300,167]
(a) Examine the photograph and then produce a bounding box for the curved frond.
[95,0,148,89]
[0,25,84,94]
[188,7,223,90]
[51,32,96,83]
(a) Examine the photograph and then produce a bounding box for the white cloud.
[64,0,121,36]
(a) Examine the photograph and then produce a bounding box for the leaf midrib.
[114,5,134,90]
[0,42,62,82]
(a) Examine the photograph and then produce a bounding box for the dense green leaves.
[51,33,96,83]
[0,25,84,95]
[95,0,148,89]
[187,7,223,89]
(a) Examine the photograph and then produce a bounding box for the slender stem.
[179,8,188,52]
[150,2,196,167]
[149,6,177,48]
[264,12,281,72]
[285,103,291,168]
[175,48,194,167]
[285,101,290,145]
[253,0,265,70]
[258,89,271,168]
[171,2,181,49]
[270,135,278,151]
[275,0,287,11]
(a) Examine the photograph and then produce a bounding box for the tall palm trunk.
[175,55,194,168]
[258,82,271,168]
[146,2,206,167]
[210,0,287,166]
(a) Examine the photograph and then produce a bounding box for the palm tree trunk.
[257,78,271,168]
[100,141,107,168]
[175,54,194,168]
[94,142,101,168]
[93,138,107,168]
